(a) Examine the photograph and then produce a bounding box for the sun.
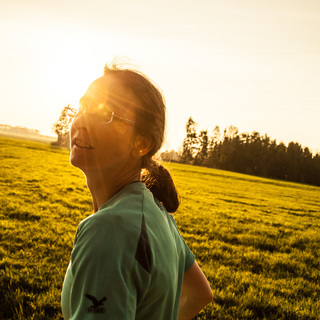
[47,33,145,113]
[48,50,102,110]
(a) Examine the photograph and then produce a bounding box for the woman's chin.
[70,153,99,174]
[69,153,85,170]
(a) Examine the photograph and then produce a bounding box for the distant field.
[0,132,56,144]
[1,136,320,319]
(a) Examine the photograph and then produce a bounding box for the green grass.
[1,136,320,319]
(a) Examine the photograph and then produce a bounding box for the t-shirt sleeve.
[168,214,195,272]
[67,214,149,320]
[183,238,196,271]
[180,232,195,272]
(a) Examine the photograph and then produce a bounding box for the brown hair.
[104,60,180,213]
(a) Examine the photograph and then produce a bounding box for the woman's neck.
[85,169,140,213]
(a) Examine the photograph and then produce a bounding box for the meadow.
[1,136,320,319]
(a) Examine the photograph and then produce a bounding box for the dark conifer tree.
[194,130,209,165]
[181,117,198,163]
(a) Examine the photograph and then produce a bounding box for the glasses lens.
[73,102,115,123]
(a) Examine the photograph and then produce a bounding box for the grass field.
[1,136,320,319]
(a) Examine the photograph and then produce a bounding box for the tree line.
[162,117,320,187]
[0,124,40,136]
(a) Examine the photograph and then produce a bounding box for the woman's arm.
[178,261,213,320]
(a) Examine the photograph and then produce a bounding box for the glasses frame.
[69,108,135,126]
[106,111,135,126]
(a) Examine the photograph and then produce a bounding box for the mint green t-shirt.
[61,182,195,320]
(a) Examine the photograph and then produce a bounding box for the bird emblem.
[85,293,107,308]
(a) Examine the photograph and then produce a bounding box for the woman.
[61,61,213,319]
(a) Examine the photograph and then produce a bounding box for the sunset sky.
[1,0,319,153]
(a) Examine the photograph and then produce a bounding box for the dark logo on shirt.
[85,293,107,314]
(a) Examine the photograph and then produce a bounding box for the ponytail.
[141,159,180,213]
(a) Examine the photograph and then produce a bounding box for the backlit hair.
[104,60,180,213]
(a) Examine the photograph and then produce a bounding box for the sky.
[1,0,319,154]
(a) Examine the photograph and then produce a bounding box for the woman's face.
[70,74,138,174]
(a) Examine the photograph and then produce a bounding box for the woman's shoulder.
[77,183,147,238]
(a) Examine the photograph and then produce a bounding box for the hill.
[1,136,319,319]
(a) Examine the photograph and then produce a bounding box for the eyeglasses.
[105,111,135,126]
[68,105,135,126]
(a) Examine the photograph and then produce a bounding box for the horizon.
[1,121,319,157]
[1,0,319,154]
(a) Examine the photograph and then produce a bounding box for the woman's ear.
[132,135,154,158]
